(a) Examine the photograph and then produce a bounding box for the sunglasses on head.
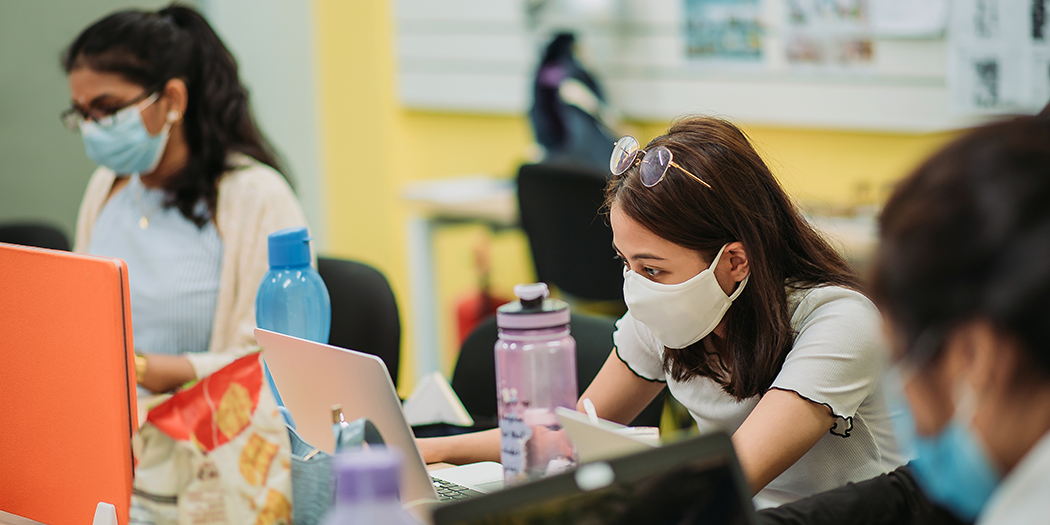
[609,135,712,190]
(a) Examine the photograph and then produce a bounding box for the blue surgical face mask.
[885,368,1000,522]
[79,93,172,176]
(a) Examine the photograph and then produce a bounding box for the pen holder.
[288,418,386,525]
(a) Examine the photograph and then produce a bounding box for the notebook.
[432,430,758,525]
[255,328,504,505]
[555,406,658,464]
[0,243,137,525]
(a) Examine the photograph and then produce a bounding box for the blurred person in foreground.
[759,115,1050,524]
[62,4,308,393]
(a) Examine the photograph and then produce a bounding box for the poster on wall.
[783,0,874,69]
[949,0,1050,114]
[683,0,764,62]
[868,0,948,37]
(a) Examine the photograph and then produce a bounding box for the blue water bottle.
[257,226,331,342]
[256,226,331,413]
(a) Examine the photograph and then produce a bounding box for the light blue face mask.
[886,368,1000,522]
[79,92,172,175]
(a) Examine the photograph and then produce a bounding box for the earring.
[167,110,181,123]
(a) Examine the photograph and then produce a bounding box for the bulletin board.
[395,0,1047,132]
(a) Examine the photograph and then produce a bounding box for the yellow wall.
[315,0,956,394]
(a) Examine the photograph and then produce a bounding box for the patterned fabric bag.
[130,352,292,525]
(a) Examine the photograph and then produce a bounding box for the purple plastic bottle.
[495,283,578,484]
[320,447,421,525]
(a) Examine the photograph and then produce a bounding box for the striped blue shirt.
[88,174,223,358]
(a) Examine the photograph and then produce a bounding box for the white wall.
[395,0,993,132]
[0,0,170,240]
[200,0,327,249]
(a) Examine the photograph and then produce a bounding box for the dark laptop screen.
[433,432,756,525]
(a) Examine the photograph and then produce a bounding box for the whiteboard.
[395,0,995,132]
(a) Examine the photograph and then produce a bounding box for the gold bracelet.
[135,355,147,383]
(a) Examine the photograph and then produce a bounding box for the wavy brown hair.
[605,116,860,399]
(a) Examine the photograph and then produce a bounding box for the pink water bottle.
[495,283,578,484]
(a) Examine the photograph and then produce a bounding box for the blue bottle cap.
[267,226,312,269]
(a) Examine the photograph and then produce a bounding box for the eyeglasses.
[60,90,160,132]
[609,135,712,190]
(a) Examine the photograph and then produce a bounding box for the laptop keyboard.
[432,476,485,501]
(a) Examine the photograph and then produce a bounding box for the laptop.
[0,243,137,525]
[255,328,505,505]
[432,431,758,525]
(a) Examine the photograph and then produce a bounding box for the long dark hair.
[62,3,285,227]
[871,116,1050,380]
[605,116,860,399]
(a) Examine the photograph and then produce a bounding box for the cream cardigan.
[74,154,309,379]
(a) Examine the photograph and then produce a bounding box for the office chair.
[317,257,401,388]
[450,313,665,431]
[0,222,70,251]
[516,163,623,304]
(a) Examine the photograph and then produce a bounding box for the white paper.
[869,0,948,37]
[402,371,475,427]
[949,0,1050,114]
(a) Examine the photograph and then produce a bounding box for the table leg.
[407,214,441,383]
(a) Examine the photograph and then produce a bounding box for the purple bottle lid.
[333,447,401,503]
[497,283,570,330]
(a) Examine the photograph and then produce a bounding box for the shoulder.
[787,285,881,331]
[979,431,1050,523]
[614,311,663,351]
[82,166,118,205]
[213,153,304,241]
[613,311,668,382]
[216,153,296,205]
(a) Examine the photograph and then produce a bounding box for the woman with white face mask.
[420,117,902,507]
[63,5,308,394]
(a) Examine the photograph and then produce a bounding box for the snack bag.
[131,353,292,525]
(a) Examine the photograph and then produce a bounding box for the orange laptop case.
[0,243,137,525]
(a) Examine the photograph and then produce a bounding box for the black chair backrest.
[0,223,70,251]
[317,257,401,388]
[516,163,623,302]
[451,313,665,430]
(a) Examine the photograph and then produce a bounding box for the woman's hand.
[137,354,196,393]
[733,388,836,494]
[416,348,665,467]
[577,350,666,424]
[416,428,502,465]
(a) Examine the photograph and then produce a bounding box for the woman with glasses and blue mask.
[63,4,308,394]
[420,116,903,507]
[758,115,1050,525]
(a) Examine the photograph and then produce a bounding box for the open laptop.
[432,431,757,525]
[255,328,504,505]
[0,243,137,525]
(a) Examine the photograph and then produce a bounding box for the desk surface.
[403,176,517,226]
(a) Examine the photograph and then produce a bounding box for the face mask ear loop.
[708,244,730,271]
[152,111,179,139]
[952,378,980,430]
[710,244,749,300]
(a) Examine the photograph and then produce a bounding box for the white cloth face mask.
[622,244,749,349]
